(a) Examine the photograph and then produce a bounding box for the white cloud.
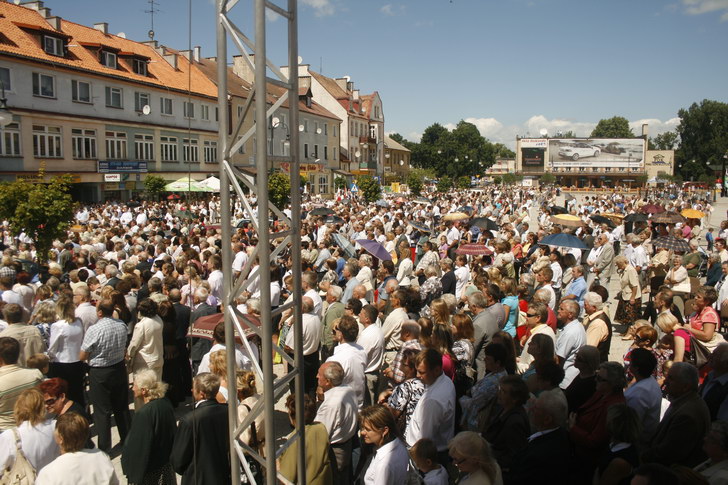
[381,4,395,16]
[681,0,728,21]
[301,0,336,17]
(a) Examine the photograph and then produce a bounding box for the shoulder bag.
[0,429,35,485]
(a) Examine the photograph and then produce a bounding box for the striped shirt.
[81,317,127,367]
[0,365,43,431]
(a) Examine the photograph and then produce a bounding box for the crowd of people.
[0,183,726,484]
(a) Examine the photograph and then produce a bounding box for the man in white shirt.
[231,242,248,278]
[453,255,469,301]
[302,272,323,318]
[315,361,358,484]
[356,304,384,406]
[73,286,98,331]
[555,299,587,389]
[535,267,556,310]
[284,297,322,394]
[326,315,366,409]
[205,254,224,307]
[406,348,456,457]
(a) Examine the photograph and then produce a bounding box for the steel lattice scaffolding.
[216,1,305,484]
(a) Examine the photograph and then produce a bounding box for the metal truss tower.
[216,1,305,484]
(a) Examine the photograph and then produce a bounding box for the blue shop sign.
[97,161,148,173]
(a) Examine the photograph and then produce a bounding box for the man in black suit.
[642,362,711,467]
[439,258,456,296]
[504,389,571,485]
[169,288,193,400]
[189,288,218,375]
[171,373,230,485]
[699,342,728,420]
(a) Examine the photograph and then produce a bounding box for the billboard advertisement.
[548,138,645,168]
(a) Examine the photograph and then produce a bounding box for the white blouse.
[48,318,84,363]
[0,419,60,473]
[364,438,409,485]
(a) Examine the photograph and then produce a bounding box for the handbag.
[0,429,36,485]
[687,335,711,369]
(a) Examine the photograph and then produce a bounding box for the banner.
[549,138,645,168]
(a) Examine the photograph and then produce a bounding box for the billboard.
[548,138,645,168]
[521,147,545,171]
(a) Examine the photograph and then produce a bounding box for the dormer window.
[43,36,63,56]
[101,51,117,69]
[132,59,147,76]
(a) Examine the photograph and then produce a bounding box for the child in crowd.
[27,353,49,377]
[410,438,448,485]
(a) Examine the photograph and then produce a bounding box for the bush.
[268,173,291,207]
[334,176,347,190]
[437,176,452,193]
[457,176,471,189]
[406,172,424,195]
[143,175,167,200]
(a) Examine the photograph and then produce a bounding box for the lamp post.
[0,80,13,128]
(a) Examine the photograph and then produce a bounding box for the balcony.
[359,136,377,144]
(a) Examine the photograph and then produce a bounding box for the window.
[32,125,62,158]
[101,51,117,69]
[237,137,246,154]
[304,143,309,158]
[0,123,21,156]
[314,144,319,158]
[201,105,210,121]
[318,176,328,194]
[215,107,219,122]
[105,131,127,159]
[0,68,11,91]
[204,140,217,163]
[71,80,91,103]
[132,59,147,76]
[281,140,289,157]
[134,134,154,160]
[71,129,96,159]
[333,125,337,137]
[105,86,123,108]
[333,147,337,161]
[32,73,55,98]
[324,146,328,160]
[237,106,243,118]
[160,97,173,115]
[324,123,328,135]
[303,120,308,132]
[43,36,63,56]
[314,121,319,134]
[183,138,198,162]
[134,92,150,112]
[161,136,178,161]
[183,102,195,119]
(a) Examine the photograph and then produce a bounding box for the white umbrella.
[199,176,221,192]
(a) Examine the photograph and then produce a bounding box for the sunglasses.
[527,313,537,317]
[44,397,58,406]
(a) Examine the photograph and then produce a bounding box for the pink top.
[690,306,719,331]
[442,353,455,380]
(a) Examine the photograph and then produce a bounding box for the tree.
[501,173,516,185]
[590,116,634,138]
[268,173,291,208]
[406,172,424,196]
[676,99,728,174]
[540,173,556,185]
[456,176,471,189]
[493,143,516,159]
[356,175,381,203]
[559,130,577,138]
[649,131,679,150]
[333,176,347,191]
[0,172,74,264]
[437,176,452,193]
[679,159,706,181]
[143,175,167,200]
[491,176,502,184]
[635,174,648,187]
[699,173,715,185]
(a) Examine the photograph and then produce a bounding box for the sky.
[47,0,728,147]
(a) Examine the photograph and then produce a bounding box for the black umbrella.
[624,213,648,223]
[590,214,614,226]
[563,193,575,202]
[550,206,568,215]
[470,217,499,231]
[413,196,431,204]
[324,215,345,225]
[332,233,356,259]
[127,201,141,208]
[456,206,475,215]
[310,207,334,216]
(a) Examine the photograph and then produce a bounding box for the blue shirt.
[501,295,519,337]
[81,317,127,367]
[566,276,587,309]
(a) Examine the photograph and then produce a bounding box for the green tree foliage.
[491,176,502,184]
[590,116,634,138]
[143,175,167,200]
[540,173,556,185]
[699,173,715,184]
[356,175,381,203]
[268,173,291,208]
[676,99,728,173]
[456,176,471,189]
[635,174,648,187]
[334,176,347,190]
[679,159,706,181]
[437,176,453,193]
[406,172,424,196]
[0,173,74,264]
[493,143,516,159]
[559,130,577,138]
[501,173,516,185]
[649,131,679,150]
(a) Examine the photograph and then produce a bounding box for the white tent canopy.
[199,176,221,192]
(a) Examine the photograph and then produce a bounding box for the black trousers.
[88,361,131,452]
[287,352,320,395]
[48,361,87,407]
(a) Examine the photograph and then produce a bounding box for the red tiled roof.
[0,2,218,98]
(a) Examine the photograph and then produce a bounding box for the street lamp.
[0,80,12,128]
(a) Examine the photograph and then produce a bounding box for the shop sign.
[97,161,148,173]
[104,183,120,190]
[104,174,121,182]
[16,174,43,183]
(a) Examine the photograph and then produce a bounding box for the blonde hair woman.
[0,388,60,473]
[656,312,690,362]
[48,295,85,406]
[448,431,501,485]
[236,371,264,451]
[209,349,229,403]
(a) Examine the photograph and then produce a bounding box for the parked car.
[558,142,601,160]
